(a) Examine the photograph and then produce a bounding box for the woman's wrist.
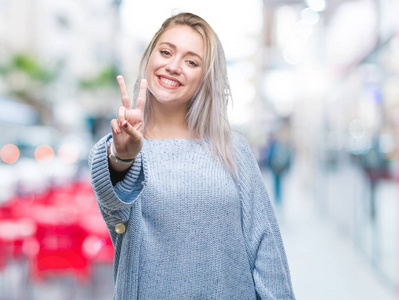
[109,143,135,164]
[107,144,134,172]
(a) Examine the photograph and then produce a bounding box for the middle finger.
[117,105,126,126]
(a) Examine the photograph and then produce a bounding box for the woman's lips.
[157,76,182,89]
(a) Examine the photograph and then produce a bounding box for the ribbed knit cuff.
[89,134,147,211]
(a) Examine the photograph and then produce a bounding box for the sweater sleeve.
[233,133,295,300]
[88,134,147,229]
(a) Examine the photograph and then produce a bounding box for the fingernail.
[123,121,128,128]
[116,128,121,134]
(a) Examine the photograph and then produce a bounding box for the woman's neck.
[145,100,191,139]
[145,124,190,140]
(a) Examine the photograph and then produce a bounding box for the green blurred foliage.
[79,65,119,89]
[12,54,57,83]
[0,53,58,83]
[0,53,59,124]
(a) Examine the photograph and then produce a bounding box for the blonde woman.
[89,12,295,300]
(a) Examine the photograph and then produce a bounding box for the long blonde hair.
[134,12,236,175]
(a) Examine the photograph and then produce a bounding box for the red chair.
[30,217,89,283]
[1,179,111,285]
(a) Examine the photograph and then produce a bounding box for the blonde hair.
[134,12,236,175]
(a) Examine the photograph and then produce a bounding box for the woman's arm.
[89,134,147,225]
[234,133,295,300]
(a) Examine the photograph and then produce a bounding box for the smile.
[157,76,182,89]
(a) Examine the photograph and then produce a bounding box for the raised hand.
[110,75,147,165]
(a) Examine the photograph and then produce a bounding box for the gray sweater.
[89,133,295,300]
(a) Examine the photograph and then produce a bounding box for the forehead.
[157,25,204,56]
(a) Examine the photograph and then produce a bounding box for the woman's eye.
[187,60,198,67]
[160,50,171,56]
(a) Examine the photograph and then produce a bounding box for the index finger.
[117,75,131,109]
[135,79,147,112]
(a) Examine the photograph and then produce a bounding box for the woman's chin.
[152,94,172,104]
[150,91,178,104]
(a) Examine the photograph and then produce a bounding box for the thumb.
[121,120,142,143]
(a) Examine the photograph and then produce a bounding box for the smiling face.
[145,25,204,107]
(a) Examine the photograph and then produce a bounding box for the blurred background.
[0,0,398,299]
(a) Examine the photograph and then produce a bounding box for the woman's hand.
[109,76,147,165]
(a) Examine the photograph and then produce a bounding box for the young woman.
[89,12,295,300]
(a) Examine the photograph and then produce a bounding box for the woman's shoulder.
[230,130,260,175]
[230,131,262,186]
[230,131,255,156]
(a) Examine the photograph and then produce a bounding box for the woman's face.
[145,25,204,106]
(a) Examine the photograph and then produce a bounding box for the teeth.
[159,77,180,87]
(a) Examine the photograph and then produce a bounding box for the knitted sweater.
[89,133,295,300]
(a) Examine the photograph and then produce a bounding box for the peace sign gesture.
[109,75,147,168]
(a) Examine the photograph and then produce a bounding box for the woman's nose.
[165,59,182,75]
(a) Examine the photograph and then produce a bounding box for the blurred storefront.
[261,0,399,294]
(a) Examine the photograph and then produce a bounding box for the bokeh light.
[305,0,327,12]
[0,144,20,164]
[34,145,54,164]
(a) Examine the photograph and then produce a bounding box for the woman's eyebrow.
[158,42,202,61]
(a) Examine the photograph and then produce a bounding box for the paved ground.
[265,159,397,300]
